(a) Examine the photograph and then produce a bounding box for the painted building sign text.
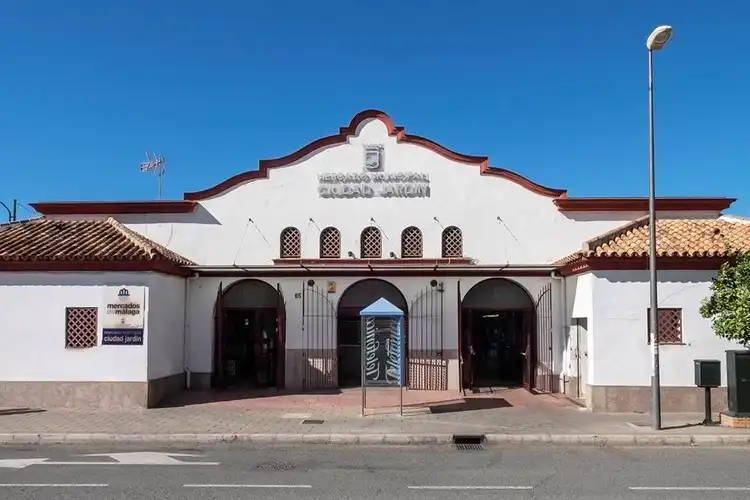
[318,172,430,198]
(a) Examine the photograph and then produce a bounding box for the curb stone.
[0,433,749,446]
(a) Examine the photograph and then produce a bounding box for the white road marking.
[0,483,108,488]
[184,484,312,489]
[630,486,750,491]
[0,458,50,469]
[0,452,219,469]
[80,451,218,465]
[408,485,533,490]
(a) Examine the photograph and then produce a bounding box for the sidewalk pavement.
[1,388,749,446]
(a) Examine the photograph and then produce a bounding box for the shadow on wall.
[560,212,646,224]
[602,271,712,285]
[115,204,220,226]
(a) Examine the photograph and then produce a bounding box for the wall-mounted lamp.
[389,251,397,258]
[307,279,315,287]
[370,217,376,223]
[347,251,356,259]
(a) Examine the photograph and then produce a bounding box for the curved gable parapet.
[182,109,568,201]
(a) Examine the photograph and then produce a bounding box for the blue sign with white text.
[102,328,144,346]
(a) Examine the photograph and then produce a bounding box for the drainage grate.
[455,443,484,451]
[453,434,485,451]
[302,419,325,424]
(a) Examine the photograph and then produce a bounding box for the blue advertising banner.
[102,328,144,346]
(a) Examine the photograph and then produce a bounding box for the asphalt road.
[0,443,749,499]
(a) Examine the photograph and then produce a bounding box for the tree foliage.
[700,252,750,348]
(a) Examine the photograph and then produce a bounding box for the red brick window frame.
[65,307,98,349]
[647,307,683,344]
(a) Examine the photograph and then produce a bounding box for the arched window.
[360,226,382,258]
[319,227,341,259]
[441,226,463,258]
[280,227,301,258]
[400,226,423,258]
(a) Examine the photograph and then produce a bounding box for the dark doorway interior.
[336,279,408,388]
[221,308,277,388]
[464,310,526,388]
[337,309,361,388]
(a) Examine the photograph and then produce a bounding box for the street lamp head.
[647,25,673,51]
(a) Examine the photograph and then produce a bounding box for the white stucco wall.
[146,274,187,380]
[0,272,150,382]
[87,117,721,267]
[563,274,595,386]
[589,270,742,387]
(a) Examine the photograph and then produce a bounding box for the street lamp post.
[646,25,673,431]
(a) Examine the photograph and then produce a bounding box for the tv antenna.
[139,151,167,199]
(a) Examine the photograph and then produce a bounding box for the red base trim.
[558,256,729,276]
[553,197,735,212]
[31,201,197,215]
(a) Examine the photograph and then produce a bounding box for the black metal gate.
[535,282,554,393]
[301,280,337,390]
[408,282,447,390]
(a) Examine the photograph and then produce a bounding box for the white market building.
[1,109,747,411]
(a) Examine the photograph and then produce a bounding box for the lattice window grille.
[280,227,301,258]
[401,227,423,258]
[647,308,683,344]
[442,226,463,258]
[320,227,341,259]
[65,307,98,349]
[360,227,382,258]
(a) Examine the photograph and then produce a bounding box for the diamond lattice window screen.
[647,307,683,344]
[280,227,302,258]
[441,226,463,258]
[401,226,423,258]
[360,227,382,258]
[319,227,341,259]
[65,307,98,349]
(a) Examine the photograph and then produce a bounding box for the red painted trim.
[183,109,568,201]
[30,201,197,215]
[0,260,191,277]
[272,257,474,266]
[558,256,729,277]
[553,197,735,212]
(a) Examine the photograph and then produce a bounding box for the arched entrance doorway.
[461,279,535,390]
[213,279,286,390]
[337,279,408,387]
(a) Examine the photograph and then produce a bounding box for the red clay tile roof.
[554,216,750,266]
[0,217,194,265]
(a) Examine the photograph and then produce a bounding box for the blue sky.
[1,1,748,219]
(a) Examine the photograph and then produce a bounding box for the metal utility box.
[726,350,750,416]
[694,359,721,388]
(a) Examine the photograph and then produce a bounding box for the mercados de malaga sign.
[318,172,430,198]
